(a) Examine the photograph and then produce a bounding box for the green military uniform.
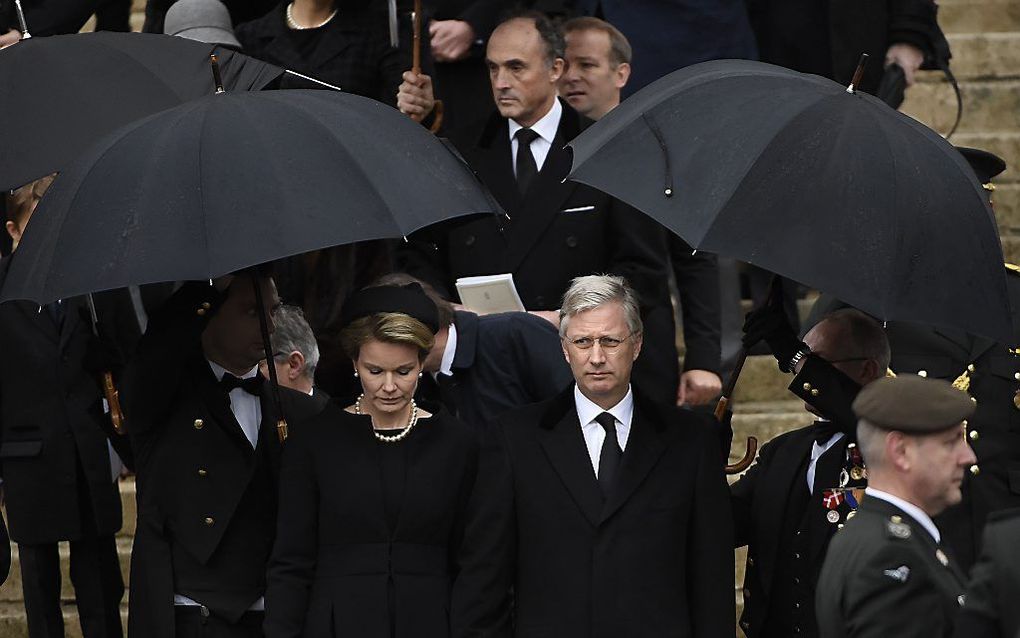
[815,375,975,638]
[816,496,967,638]
[953,508,1020,638]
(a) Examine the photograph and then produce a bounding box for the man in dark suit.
[401,11,680,404]
[816,376,976,638]
[1,177,138,638]
[375,273,572,425]
[123,270,319,638]
[954,508,1020,638]
[470,275,733,637]
[732,304,889,638]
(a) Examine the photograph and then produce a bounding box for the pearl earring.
[418,372,423,378]
[353,371,359,378]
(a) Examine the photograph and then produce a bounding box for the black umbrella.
[0,31,284,191]
[0,89,498,441]
[0,89,496,303]
[567,59,1011,342]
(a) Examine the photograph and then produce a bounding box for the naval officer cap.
[852,376,975,433]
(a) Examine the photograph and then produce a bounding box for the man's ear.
[885,431,910,472]
[632,332,643,362]
[287,351,305,381]
[614,62,631,89]
[550,57,565,83]
[5,220,20,244]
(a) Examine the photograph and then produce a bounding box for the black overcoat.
[264,406,487,638]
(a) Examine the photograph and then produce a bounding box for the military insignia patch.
[886,519,911,539]
[883,565,910,582]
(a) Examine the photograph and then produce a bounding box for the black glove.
[82,319,126,377]
[741,280,808,372]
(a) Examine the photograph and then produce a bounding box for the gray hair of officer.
[559,275,642,338]
[271,305,320,379]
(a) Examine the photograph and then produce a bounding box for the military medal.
[850,466,866,481]
[1013,388,1020,410]
[826,510,840,523]
[838,468,850,488]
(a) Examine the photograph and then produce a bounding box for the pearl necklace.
[355,394,419,443]
[285,2,338,30]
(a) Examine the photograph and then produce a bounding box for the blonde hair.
[339,312,435,362]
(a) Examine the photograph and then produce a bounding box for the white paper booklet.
[455,273,526,314]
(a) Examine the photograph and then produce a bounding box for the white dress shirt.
[574,385,634,478]
[434,322,458,379]
[806,429,845,494]
[508,98,562,176]
[207,360,262,449]
[865,487,941,543]
[175,361,265,610]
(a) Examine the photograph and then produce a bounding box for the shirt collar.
[508,97,562,146]
[438,322,458,377]
[865,487,941,543]
[208,359,259,382]
[573,384,634,429]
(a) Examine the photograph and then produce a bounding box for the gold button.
[803,383,812,391]
[198,469,208,477]
[968,364,976,373]
[201,302,211,310]
[891,515,902,524]
[193,419,204,430]
[204,517,215,526]
[970,464,980,476]
[197,308,206,316]
[917,370,927,377]
[810,389,819,396]
[1014,372,1019,381]
[962,419,968,427]
[969,430,979,441]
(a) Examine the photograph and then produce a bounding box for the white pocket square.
[561,205,596,213]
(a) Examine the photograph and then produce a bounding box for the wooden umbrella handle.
[412,0,422,74]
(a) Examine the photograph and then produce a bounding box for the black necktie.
[515,127,540,195]
[220,373,264,396]
[595,412,622,497]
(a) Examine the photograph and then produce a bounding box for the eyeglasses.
[564,333,637,350]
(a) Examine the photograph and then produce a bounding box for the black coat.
[123,282,320,637]
[479,386,734,637]
[141,0,277,34]
[400,101,680,404]
[417,310,572,426]
[953,508,1020,638]
[0,0,99,35]
[264,406,487,638]
[0,284,139,544]
[668,235,722,374]
[816,496,968,638]
[731,356,864,638]
[746,0,945,94]
[236,2,416,100]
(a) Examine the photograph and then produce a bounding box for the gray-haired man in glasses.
[731,303,891,638]
[466,274,734,637]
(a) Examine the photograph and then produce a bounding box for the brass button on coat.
[193,419,204,430]
[204,517,215,526]
[969,430,979,441]
[969,464,980,476]
[198,469,208,477]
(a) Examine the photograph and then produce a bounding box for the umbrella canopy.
[0,89,499,304]
[567,59,1012,341]
[0,31,284,191]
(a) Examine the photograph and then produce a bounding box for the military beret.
[852,376,975,433]
[957,147,1006,185]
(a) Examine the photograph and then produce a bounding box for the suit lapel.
[501,105,582,273]
[58,297,85,352]
[537,392,603,527]
[471,121,524,220]
[600,401,665,524]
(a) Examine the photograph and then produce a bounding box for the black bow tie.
[812,420,843,445]
[220,373,264,396]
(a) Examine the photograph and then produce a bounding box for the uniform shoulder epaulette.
[1005,262,1020,275]
[885,515,912,540]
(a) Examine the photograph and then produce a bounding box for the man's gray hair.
[559,275,642,338]
[271,305,320,379]
[856,418,887,469]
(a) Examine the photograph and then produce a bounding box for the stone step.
[941,33,1020,80]
[994,183,1020,234]
[953,132,1020,186]
[0,602,127,638]
[729,355,796,404]
[902,79,1020,136]
[939,1,1020,33]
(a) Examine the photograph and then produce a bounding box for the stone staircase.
[7,0,1017,636]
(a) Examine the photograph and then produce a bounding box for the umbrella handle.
[102,372,127,435]
[210,54,225,94]
[412,0,422,74]
[251,275,288,442]
[715,346,757,474]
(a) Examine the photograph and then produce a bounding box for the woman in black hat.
[263,283,498,638]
